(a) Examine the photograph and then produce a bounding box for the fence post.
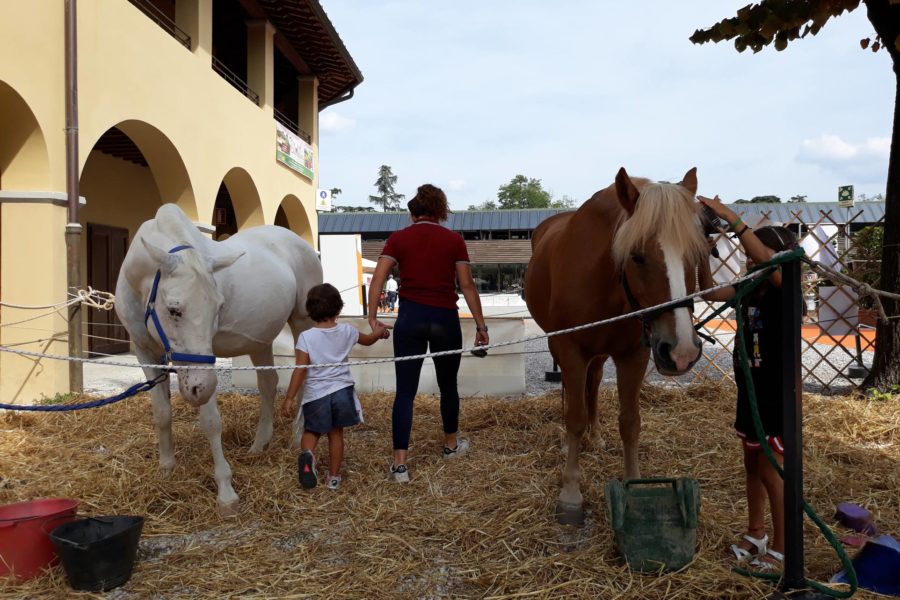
[361,284,367,317]
[545,360,562,382]
[777,258,828,599]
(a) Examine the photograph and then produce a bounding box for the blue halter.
[144,245,217,365]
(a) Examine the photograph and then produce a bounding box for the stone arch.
[78,121,196,355]
[212,167,263,240]
[0,80,51,190]
[275,194,314,245]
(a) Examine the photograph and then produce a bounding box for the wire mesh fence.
[685,206,883,394]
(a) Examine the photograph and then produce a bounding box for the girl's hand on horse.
[281,396,297,419]
[698,195,737,222]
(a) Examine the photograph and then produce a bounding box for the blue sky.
[317,1,893,210]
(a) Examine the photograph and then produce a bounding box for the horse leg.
[613,349,650,480]
[135,345,175,475]
[197,393,239,517]
[248,347,277,454]
[584,355,608,451]
[555,349,590,525]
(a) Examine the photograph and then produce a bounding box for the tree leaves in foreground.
[691,0,900,390]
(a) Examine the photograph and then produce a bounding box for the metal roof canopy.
[319,203,885,235]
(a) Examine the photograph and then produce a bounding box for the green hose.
[703,248,858,597]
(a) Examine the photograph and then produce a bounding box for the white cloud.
[320,111,356,132]
[447,179,467,192]
[796,134,889,183]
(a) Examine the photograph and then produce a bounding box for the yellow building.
[0,0,362,403]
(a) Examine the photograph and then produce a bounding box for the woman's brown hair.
[408,184,449,221]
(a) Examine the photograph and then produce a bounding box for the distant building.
[319,202,886,293]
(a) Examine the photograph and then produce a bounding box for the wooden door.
[87,224,130,355]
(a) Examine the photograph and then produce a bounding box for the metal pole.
[780,258,810,594]
[361,284,368,316]
[65,0,83,392]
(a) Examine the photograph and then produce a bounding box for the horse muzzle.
[651,337,702,376]
[177,368,218,407]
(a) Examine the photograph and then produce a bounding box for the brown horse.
[525,167,708,524]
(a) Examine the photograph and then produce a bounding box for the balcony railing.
[274,109,312,144]
[127,0,191,49]
[212,57,260,106]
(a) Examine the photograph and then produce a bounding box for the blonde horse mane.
[611,181,707,268]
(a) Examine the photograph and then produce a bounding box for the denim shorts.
[302,385,360,434]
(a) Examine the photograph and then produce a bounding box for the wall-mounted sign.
[316,189,332,212]
[276,121,314,180]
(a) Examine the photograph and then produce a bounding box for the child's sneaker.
[325,475,342,491]
[443,438,470,459]
[298,450,317,489]
[388,463,410,483]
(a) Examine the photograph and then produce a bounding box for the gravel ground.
[85,319,868,399]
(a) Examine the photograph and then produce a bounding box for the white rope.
[802,257,900,325]
[0,273,761,371]
[1,287,115,311]
[0,307,68,328]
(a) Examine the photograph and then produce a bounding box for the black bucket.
[49,516,144,592]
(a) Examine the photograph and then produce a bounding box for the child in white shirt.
[281,283,390,490]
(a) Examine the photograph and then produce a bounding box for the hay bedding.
[1,382,897,599]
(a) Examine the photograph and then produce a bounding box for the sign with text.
[838,185,854,208]
[275,121,314,180]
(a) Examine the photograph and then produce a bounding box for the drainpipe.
[319,85,355,110]
[65,0,83,393]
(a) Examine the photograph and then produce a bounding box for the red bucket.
[0,498,79,580]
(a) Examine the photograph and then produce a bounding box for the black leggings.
[392,299,462,450]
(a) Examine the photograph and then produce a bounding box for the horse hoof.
[555,502,585,526]
[248,443,266,455]
[160,464,175,478]
[217,499,240,519]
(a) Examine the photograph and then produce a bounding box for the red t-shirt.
[380,221,470,310]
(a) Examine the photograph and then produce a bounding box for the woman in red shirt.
[367,184,489,483]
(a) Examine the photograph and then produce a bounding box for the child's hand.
[281,396,297,419]
[375,324,391,340]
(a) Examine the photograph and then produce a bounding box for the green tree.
[691,0,900,390]
[368,165,405,211]
[551,195,577,209]
[330,187,342,199]
[790,194,808,203]
[750,195,782,203]
[497,175,553,209]
[334,205,375,213]
[468,200,499,210]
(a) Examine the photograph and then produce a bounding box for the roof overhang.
[240,0,363,107]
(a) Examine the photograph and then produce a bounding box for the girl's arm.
[358,323,389,346]
[698,195,782,288]
[280,349,309,418]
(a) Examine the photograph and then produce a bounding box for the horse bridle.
[144,245,217,365]
[620,271,696,347]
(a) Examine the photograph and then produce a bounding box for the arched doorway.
[79,121,195,355]
[212,167,262,240]
[275,193,314,245]
[0,81,52,340]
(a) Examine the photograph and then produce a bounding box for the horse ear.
[680,167,698,195]
[615,167,640,215]
[209,250,245,272]
[141,238,170,266]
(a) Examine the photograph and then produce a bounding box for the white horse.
[115,203,321,516]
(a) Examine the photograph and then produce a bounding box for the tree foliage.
[368,165,405,211]
[734,195,782,203]
[333,205,376,213]
[692,0,900,390]
[330,187,342,199]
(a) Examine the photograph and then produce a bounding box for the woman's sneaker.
[298,450,317,489]
[389,463,410,483]
[325,475,342,491]
[443,438,470,459]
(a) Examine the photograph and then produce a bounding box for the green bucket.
[605,477,700,572]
